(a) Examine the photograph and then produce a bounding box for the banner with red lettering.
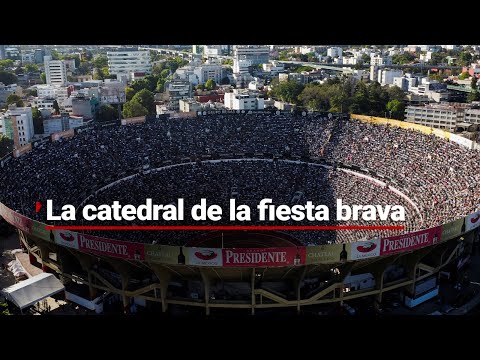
[54,229,79,249]
[222,247,306,267]
[466,211,480,232]
[187,248,223,266]
[0,204,32,233]
[78,234,145,260]
[349,238,380,260]
[381,226,442,256]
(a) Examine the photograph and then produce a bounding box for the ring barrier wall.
[1,200,478,268]
[1,113,479,268]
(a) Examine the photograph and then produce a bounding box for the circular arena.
[0,111,478,315]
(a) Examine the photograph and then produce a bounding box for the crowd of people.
[0,112,478,246]
[82,161,417,245]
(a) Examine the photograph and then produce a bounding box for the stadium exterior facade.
[1,112,478,314]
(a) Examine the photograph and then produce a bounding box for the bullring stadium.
[0,110,479,315]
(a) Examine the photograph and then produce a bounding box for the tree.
[6,94,24,107]
[271,80,305,104]
[92,54,108,69]
[459,51,473,66]
[0,59,14,71]
[93,68,104,81]
[32,107,44,134]
[131,89,155,114]
[295,66,315,73]
[458,72,470,80]
[96,104,117,122]
[298,84,331,111]
[40,72,46,84]
[471,77,478,90]
[156,78,166,93]
[220,76,230,85]
[51,49,61,60]
[143,75,157,92]
[392,52,416,65]
[125,87,136,101]
[160,69,170,79]
[361,54,370,64]
[0,71,17,86]
[25,64,39,73]
[131,78,150,93]
[122,100,148,118]
[77,61,91,75]
[468,78,479,102]
[0,135,13,158]
[387,85,406,102]
[386,99,405,120]
[26,88,38,97]
[468,91,480,102]
[204,79,216,90]
[52,100,60,115]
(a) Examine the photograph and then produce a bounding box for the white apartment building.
[419,52,433,63]
[179,98,203,113]
[36,84,56,98]
[233,46,270,74]
[0,106,34,146]
[370,55,392,66]
[224,89,264,110]
[262,61,284,73]
[175,59,223,86]
[404,103,477,131]
[32,97,55,112]
[107,49,151,81]
[393,75,417,91]
[300,46,315,55]
[327,47,342,58]
[378,69,403,85]
[342,57,358,65]
[21,53,35,64]
[44,56,67,86]
[203,45,222,57]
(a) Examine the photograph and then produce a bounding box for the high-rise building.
[233,46,270,74]
[44,56,67,86]
[0,45,5,60]
[0,105,34,146]
[34,48,46,64]
[107,48,151,82]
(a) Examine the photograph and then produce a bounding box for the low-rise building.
[0,105,34,146]
[179,98,203,113]
[43,113,84,136]
[224,89,264,110]
[404,102,480,131]
[378,69,403,85]
[164,80,193,111]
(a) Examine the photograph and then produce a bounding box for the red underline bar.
[45,225,404,231]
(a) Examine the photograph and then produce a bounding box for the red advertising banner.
[78,233,145,260]
[0,204,32,233]
[380,226,442,256]
[222,247,306,267]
